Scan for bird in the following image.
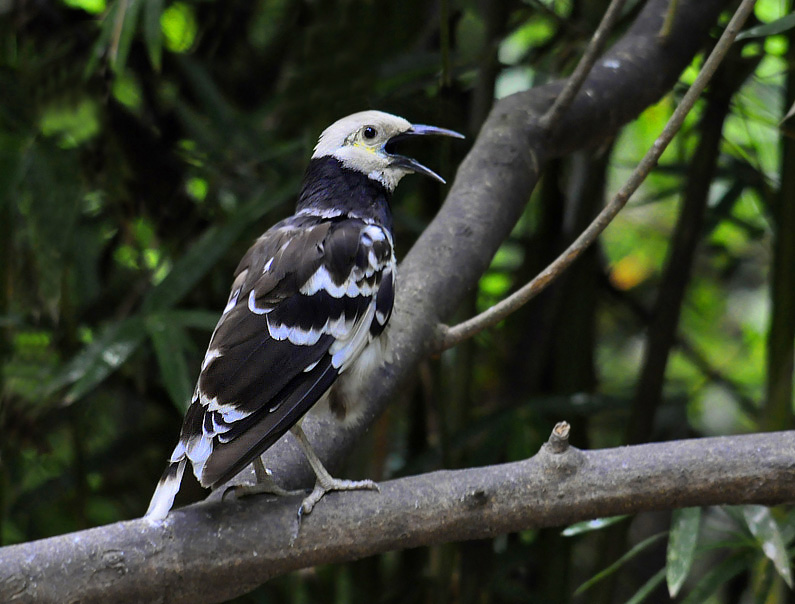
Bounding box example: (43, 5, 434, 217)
(146, 110, 463, 520)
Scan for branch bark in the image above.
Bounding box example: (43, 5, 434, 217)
(1, 431, 793, 603)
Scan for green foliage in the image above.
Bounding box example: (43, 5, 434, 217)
(666, 507, 702, 596)
(1, 0, 794, 603)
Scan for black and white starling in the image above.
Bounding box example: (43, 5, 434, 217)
(146, 110, 463, 520)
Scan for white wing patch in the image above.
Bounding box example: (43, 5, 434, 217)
(248, 289, 271, 315)
(330, 303, 377, 371)
(201, 348, 222, 371)
(266, 318, 325, 345)
(223, 289, 241, 315)
(300, 265, 347, 297)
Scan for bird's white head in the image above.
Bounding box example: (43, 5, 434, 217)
(312, 110, 464, 191)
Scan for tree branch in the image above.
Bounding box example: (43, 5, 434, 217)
(539, 0, 627, 132)
(1, 430, 793, 603)
(436, 0, 757, 352)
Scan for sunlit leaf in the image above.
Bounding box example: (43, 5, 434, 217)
(575, 533, 666, 595)
(51, 317, 147, 404)
(161, 2, 198, 53)
(62, 0, 106, 14)
(562, 515, 628, 537)
(39, 100, 100, 148)
(743, 505, 794, 588)
(666, 507, 701, 597)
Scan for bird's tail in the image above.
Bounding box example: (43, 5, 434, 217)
(145, 457, 187, 520)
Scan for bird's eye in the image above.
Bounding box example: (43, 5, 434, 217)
(363, 126, 377, 140)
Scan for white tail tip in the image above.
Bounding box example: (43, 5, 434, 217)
(145, 458, 187, 520)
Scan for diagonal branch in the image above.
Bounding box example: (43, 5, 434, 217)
(1, 430, 793, 603)
(435, 0, 758, 352)
(540, 0, 628, 133)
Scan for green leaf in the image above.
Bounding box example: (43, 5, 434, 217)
(146, 313, 193, 411)
(666, 507, 702, 597)
(141, 184, 295, 313)
(625, 568, 666, 604)
(680, 552, 751, 604)
(575, 532, 666, 595)
(742, 505, 794, 588)
(112, 0, 144, 73)
(84, 3, 118, 77)
(50, 317, 147, 404)
(562, 515, 628, 537)
(736, 13, 795, 41)
(143, 0, 164, 70)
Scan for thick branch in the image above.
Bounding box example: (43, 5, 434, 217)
(2, 431, 793, 603)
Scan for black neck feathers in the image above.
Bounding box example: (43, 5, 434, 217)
(296, 157, 393, 229)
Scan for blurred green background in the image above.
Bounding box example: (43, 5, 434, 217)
(0, 0, 793, 602)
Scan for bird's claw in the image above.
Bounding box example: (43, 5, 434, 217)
(293, 478, 380, 534)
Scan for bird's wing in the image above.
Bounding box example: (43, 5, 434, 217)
(176, 215, 395, 489)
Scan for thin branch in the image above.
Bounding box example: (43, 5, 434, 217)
(435, 0, 758, 352)
(1, 430, 793, 604)
(539, 0, 628, 133)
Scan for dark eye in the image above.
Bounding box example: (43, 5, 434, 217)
(363, 126, 377, 140)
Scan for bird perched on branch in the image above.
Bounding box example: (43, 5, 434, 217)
(146, 110, 463, 520)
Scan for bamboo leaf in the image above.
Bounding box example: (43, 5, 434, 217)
(111, 0, 144, 73)
(51, 317, 147, 404)
(742, 505, 794, 588)
(625, 568, 666, 604)
(736, 13, 795, 41)
(666, 507, 702, 597)
(562, 515, 628, 536)
(146, 313, 193, 411)
(143, 0, 164, 70)
(84, 3, 118, 77)
(575, 533, 666, 595)
(680, 552, 751, 604)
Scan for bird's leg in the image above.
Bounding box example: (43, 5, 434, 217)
(227, 456, 304, 500)
(291, 422, 379, 520)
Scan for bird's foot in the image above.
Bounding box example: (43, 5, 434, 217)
(231, 481, 305, 500)
(223, 470, 304, 501)
(297, 477, 380, 520)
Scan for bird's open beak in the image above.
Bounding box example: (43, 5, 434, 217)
(385, 124, 465, 184)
